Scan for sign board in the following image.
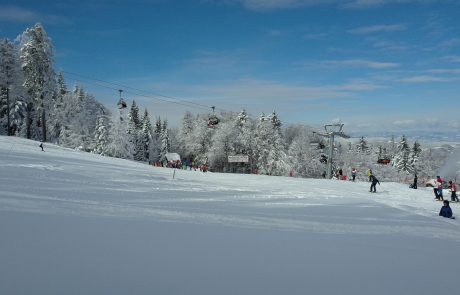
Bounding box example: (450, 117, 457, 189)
(228, 155, 249, 163)
(166, 153, 181, 161)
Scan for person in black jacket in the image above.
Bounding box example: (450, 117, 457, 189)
(369, 175, 380, 193)
(439, 200, 454, 219)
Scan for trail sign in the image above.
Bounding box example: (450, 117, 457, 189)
(228, 155, 249, 163)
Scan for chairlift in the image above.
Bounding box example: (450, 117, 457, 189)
(207, 106, 219, 128)
(377, 147, 391, 165)
(117, 89, 127, 109)
(377, 158, 391, 165)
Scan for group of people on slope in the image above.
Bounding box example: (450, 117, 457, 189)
(433, 175, 458, 202)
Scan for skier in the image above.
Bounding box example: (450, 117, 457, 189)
(448, 180, 459, 202)
(412, 174, 418, 189)
(369, 174, 380, 193)
(439, 200, 454, 219)
(436, 176, 443, 201)
(39, 142, 44, 151)
(367, 169, 373, 182)
(351, 168, 357, 182)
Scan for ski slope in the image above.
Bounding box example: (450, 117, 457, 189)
(1, 136, 459, 295)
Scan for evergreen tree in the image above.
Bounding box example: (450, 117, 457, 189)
(19, 23, 54, 141)
(253, 111, 288, 176)
(0, 38, 21, 136)
(47, 72, 67, 142)
(141, 109, 153, 161)
(154, 116, 162, 139)
(159, 127, 170, 163)
(94, 116, 109, 155)
(394, 135, 412, 173)
(233, 109, 254, 172)
(356, 136, 369, 154)
(107, 111, 133, 159)
(409, 141, 422, 174)
(128, 100, 140, 132)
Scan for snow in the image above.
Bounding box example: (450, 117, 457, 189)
(1, 135, 459, 295)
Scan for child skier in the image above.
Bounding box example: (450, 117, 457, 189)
(439, 200, 454, 219)
(351, 168, 357, 182)
(448, 180, 459, 202)
(436, 176, 443, 201)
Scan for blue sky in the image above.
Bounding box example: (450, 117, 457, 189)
(1, 0, 460, 135)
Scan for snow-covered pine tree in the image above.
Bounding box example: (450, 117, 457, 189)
(47, 72, 67, 141)
(107, 111, 133, 159)
(177, 112, 195, 159)
(209, 120, 236, 172)
(287, 129, 322, 178)
(0, 38, 22, 136)
(141, 108, 153, 161)
(233, 109, 254, 172)
(253, 111, 288, 176)
(94, 116, 109, 155)
(393, 135, 412, 174)
(127, 100, 144, 161)
(356, 136, 369, 154)
(154, 116, 162, 140)
(128, 100, 140, 132)
(267, 111, 288, 176)
(19, 23, 54, 141)
(409, 141, 422, 174)
(159, 126, 170, 163)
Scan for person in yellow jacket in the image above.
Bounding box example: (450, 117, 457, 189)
(367, 169, 373, 182)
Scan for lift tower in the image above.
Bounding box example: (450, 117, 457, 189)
(314, 124, 350, 179)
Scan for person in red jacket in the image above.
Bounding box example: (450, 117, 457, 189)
(449, 180, 459, 202)
(435, 176, 443, 201)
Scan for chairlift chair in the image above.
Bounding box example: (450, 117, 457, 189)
(207, 106, 219, 128)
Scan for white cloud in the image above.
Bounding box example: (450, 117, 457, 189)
(393, 119, 416, 126)
(438, 38, 460, 50)
(426, 68, 460, 75)
(348, 24, 406, 34)
(401, 75, 456, 83)
(321, 59, 399, 69)
(341, 0, 449, 9)
(442, 56, 460, 63)
(372, 40, 409, 51)
(0, 6, 70, 24)
(213, 0, 450, 11)
(0, 6, 38, 23)
(235, 0, 335, 11)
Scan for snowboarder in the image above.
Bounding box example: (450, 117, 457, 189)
(39, 142, 44, 151)
(369, 174, 380, 193)
(439, 200, 454, 219)
(448, 180, 458, 202)
(351, 168, 357, 182)
(368, 169, 373, 182)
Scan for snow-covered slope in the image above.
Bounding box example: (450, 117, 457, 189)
(1, 136, 459, 295)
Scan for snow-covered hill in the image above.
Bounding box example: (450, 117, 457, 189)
(1, 136, 459, 295)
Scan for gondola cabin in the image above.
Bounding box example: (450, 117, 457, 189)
(117, 98, 127, 109)
(207, 116, 219, 128)
(377, 158, 391, 165)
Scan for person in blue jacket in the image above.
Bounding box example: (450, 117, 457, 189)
(439, 200, 454, 219)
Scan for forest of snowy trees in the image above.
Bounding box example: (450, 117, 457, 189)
(1, 23, 456, 184)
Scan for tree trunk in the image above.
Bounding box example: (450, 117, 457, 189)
(6, 87, 11, 136)
(41, 107, 46, 142)
(26, 102, 33, 139)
